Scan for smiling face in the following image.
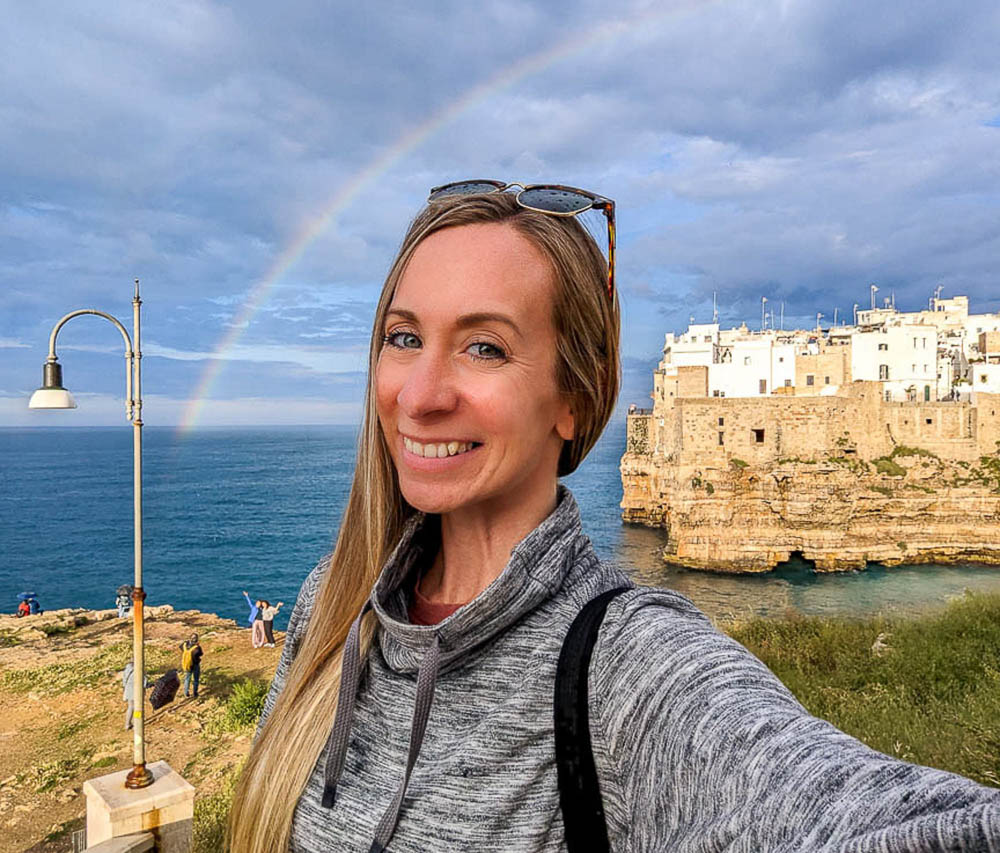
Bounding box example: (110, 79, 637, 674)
(375, 222, 575, 519)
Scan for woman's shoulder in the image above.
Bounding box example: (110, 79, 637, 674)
(284, 555, 332, 638)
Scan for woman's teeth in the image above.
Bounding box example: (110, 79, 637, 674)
(403, 437, 477, 458)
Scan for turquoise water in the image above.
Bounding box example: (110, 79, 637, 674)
(3, 423, 1000, 630)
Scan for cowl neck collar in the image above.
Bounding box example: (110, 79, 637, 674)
(370, 485, 590, 675)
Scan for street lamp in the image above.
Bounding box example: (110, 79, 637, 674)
(28, 279, 153, 789)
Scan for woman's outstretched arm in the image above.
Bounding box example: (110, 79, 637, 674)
(590, 589, 1000, 852)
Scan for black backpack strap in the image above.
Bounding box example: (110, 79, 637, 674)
(555, 587, 631, 853)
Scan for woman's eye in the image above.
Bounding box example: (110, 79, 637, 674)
(467, 341, 506, 361)
(384, 331, 421, 349)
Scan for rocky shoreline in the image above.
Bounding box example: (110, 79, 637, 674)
(0, 605, 280, 853)
(621, 447, 1000, 572)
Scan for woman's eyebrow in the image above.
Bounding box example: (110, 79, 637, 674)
(385, 308, 523, 337)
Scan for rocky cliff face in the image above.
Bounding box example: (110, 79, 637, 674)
(621, 448, 1000, 572)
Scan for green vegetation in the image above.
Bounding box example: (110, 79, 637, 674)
(0, 630, 21, 648)
(903, 483, 936, 495)
(691, 476, 702, 489)
(705, 482, 715, 495)
(193, 762, 243, 853)
(0, 641, 174, 696)
(890, 445, 939, 460)
(869, 485, 893, 496)
(727, 592, 1000, 788)
(896, 541, 907, 551)
(40, 623, 73, 637)
(730, 458, 748, 469)
(874, 457, 906, 477)
(205, 678, 269, 735)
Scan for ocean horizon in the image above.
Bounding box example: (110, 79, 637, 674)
(4, 421, 1000, 632)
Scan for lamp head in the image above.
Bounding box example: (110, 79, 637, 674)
(28, 360, 77, 409)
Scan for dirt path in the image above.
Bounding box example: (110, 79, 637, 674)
(0, 606, 280, 852)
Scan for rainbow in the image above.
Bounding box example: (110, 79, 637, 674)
(177, 1, 715, 434)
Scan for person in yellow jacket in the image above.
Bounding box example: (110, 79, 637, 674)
(179, 633, 203, 698)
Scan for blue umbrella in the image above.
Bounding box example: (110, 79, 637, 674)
(17, 592, 38, 601)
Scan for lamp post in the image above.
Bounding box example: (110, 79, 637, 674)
(28, 280, 153, 789)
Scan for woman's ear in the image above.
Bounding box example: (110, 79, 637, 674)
(556, 398, 575, 442)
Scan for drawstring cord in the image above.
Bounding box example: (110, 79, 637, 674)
(321, 603, 442, 853)
(322, 602, 371, 807)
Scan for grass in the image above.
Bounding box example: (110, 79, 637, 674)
(730, 458, 748, 469)
(727, 591, 1000, 787)
(869, 485, 893, 496)
(193, 761, 244, 853)
(0, 641, 175, 696)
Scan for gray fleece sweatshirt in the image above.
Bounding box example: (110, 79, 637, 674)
(259, 487, 1000, 852)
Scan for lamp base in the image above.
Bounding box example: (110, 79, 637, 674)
(125, 764, 155, 789)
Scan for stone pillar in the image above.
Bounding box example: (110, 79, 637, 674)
(83, 761, 194, 852)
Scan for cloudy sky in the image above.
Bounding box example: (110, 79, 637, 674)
(3, 0, 999, 427)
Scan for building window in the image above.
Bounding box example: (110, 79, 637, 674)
(720, 391, 725, 397)
(925, 418, 933, 425)
(912, 364, 916, 372)
(981, 374, 988, 383)
(712, 389, 720, 397)
(744, 356, 751, 365)
(913, 337, 918, 348)
(806, 374, 815, 386)
(718, 431, 724, 446)
(825, 376, 831, 384)
(718, 417, 724, 426)
(759, 379, 767, 394)
(778, 357, 784, 363)
(878, 343, 888, 351)
(784, 378, 792, 386)
(922, 338, 927, 349)
(752, 428, 765, 444)
(704, 336, 712, 342)
(879, 364, 890, 380)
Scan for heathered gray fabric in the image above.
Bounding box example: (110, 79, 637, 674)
(259, 487, 1000, 852)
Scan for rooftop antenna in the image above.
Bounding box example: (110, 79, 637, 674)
(712, 291, 718, 324)
(870, 283, 878, 310)
(761, 296, 768, 331)
(816, 312, 824, 332)
(833, 307, 838, 326)
(853, 303, 859, 325)
(891, 291, 896, 310)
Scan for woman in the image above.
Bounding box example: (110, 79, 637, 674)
(243, 591, 267, 649)
(230, 188, 1000, 852)
(260, 600, 284, 647)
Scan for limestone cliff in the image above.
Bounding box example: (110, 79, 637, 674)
(621, 446, 1000, 573)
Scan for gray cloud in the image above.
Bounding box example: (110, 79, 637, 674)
(2, 0, 999, 424)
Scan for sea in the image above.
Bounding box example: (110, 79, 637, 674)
(3, 421, 1000, 633)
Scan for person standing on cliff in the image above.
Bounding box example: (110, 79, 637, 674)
(121, 661, 147, 730)
(180, 633, 203, 698)
(243, 590, 266, 648)
(260, 600, 283, 648)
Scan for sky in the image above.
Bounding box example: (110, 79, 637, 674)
(2, 0, 999, 428)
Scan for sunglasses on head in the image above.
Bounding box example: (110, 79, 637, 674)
(427, 180, 616, 300)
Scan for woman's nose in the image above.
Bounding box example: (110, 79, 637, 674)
(396, 351, 459, 418)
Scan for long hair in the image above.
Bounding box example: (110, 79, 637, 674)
(227, 192, 620, 852)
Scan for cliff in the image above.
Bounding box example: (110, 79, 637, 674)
(621, 445, 1000, 572)
(0, 606, 280, 853)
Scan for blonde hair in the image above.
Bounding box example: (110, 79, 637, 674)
(227, 192, 620, 852)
